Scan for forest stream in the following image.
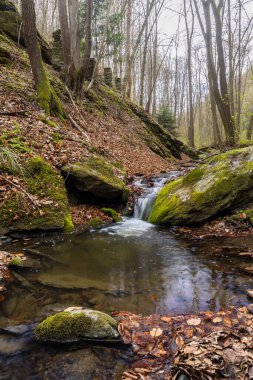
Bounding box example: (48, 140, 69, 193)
(0, 173, 253, 379)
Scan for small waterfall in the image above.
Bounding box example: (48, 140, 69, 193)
(134, 172, 180, 221)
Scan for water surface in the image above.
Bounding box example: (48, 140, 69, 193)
(0, 174, 253, 379)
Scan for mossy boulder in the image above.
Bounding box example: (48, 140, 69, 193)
(101, 208, 122, 222)
(34, 307, 119, 343)
(149, 147, 253, 226)
(62, 156, 129, 202)
(0, 45, 11, 65)
(0, 155, 73, 234)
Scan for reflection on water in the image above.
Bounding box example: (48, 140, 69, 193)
(1, 218, 253, 378)
(2, 218, 250, 318)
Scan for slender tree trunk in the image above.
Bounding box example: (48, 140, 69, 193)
(76, 0, 93, 95)
(68, 0, 80, 69)
(184, 0, 195, 148)
(58, 0, 73, 81)
(139, 0, 149, 106)
(247, 113, 253, 140)
(124, 0, 132, 97)
(194, 0, 236, 146)
(21, 0, 65, 118)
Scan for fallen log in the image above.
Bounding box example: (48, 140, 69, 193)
(114, 306, 253, 380)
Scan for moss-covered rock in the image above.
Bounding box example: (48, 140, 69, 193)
(0, 45, 11, 65)
(88, 217, 103, 227)
(8, 255, 23, 267)
(0, 0, 51, 64)
(34, 307, 119, 343)
(101, 208, 122, 222)
(62, 156, 128, 202)
(149, 147, 253, 226)
(0, 155, 73, 234)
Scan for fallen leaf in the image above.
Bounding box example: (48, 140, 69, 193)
(212, 317, 223, 323)
(150, 328, 163, 338)
(161, 316, 171, 323)
(187, 318, 201, 326)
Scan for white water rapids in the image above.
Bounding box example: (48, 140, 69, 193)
(100, 171, 180, 237)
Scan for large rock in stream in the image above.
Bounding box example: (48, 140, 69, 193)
(149, 146, 253, 226)
(34, 308, 120, 343)
(62, 156, 129, 202)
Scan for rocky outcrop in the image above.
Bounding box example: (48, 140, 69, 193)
(149, 147, 253, 226)
(62, 156, 129, 203)
(34, 308, 120, 343)
(0, 0, 51, 64)
(126, 99, 198, 160)
(0, 154, 73, 235)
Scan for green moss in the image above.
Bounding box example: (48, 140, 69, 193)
(88, 218, 103, 227)
(0, 123, 31, 153)
(237, 140, 253, 148)
(0, 11, 22, 43)
(183, 167, 205, 184)
(99, 85, 128, 111)
(36, 57, 65, 119)
(0, 156, 72, 234)
(37, 115, 58, 129)
(8, 256, 23, 267)
(0, 45, 11, 65)
(64, 212, 74, 232)
(34, 309, 119, 343)
(149, 146, 253, 226)
(101, 208, 122, 223)
(227, 207, 253, 225)
(63, 156, 126, 195)
(85, 88, 107, 112)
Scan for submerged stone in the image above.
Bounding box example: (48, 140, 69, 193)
(37, 272, 107, 290)
(149, 147, 253, 226)
(62, 156, 128, 202)
(34, 308, 120, 343)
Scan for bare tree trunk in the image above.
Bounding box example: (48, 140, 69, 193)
(124, 0, 132, 97)
(58, 0, 72, 80)
(76, 0, 93, 95)
(139, 0, 149, 106)
(21, 0, 65, 118)
(247, 113, 253, 140)
(68, 0, 80, 69)
(184, 0, 195, 148)
(194, 0, 235, 146)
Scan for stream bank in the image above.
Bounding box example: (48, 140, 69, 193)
(0, 173, 253, 379)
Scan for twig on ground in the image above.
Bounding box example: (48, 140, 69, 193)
(0, 110, 28, 116)
(0, 175, 40, 207)
(65, 86, 91, 142)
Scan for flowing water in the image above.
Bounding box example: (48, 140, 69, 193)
(1, 173, 253, 379)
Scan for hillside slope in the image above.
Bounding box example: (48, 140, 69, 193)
(0, 33, 193, 176)
(0, 9, 194, 234)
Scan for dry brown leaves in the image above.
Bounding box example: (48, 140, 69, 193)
(177, 220, 253, 239)
(114, 306, 253, 379)
(0, 250, 14, 300)
(70, 204, 112, 226)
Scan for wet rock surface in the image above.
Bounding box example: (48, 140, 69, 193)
(62, 156, 128, 202)
(150, 147, 253, 226)
(35, 308, 120, 343)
